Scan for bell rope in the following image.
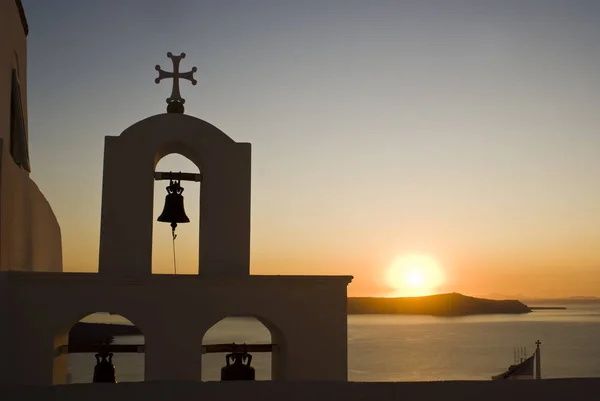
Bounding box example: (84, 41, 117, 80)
(172, 227, 177, 275)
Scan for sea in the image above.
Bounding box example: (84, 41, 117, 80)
(70, 304, 600, 383)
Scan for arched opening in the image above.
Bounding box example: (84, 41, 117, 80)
(152, 153, 200, 274)
(201, 317, 278, 381)
(53, 313, 145, 384)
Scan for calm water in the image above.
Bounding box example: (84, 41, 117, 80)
(70, 305, 600, 383)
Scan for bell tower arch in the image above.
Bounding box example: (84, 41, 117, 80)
(2, 51, 353, 385)
(98, 114, 252, 277)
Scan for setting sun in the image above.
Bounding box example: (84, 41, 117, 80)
(386, 254, 445, 297)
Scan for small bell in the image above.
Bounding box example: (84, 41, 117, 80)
(93, 351, 117, 383)
(221, 351, 256, 381)
(157, 177, 190, 235)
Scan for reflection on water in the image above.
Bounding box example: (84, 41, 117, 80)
(348, 305, 600, 381)
(69, 305, 600, 383)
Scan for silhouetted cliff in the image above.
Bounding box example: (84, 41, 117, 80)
(347, 293, 531, 316)
(69, 322, 141, 344)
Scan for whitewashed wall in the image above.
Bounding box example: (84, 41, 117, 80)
(0, 0, 63, 273)
(1, 272, 351, 385)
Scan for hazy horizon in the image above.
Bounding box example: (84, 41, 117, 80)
(355, 292, 600, 301)
(21, 0, 600, 298)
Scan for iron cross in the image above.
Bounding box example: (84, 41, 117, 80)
(155, 52, 197, 105)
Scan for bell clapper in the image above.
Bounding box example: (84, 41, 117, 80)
(170, 222, 178, 239)
(171, 222, 178, 275)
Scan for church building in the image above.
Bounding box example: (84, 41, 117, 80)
(0, 0, 352, 386)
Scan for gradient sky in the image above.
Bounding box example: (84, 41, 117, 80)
(21, 0, 600, 298)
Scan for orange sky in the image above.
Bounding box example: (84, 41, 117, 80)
(24, 1, 600, 299)
(58, 155, 600, 299)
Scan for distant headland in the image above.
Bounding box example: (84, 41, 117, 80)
(347, 292, 531, 316)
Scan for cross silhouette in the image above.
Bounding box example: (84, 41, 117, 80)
(155, 52, 197, 112)
(535, 340, 542, 347)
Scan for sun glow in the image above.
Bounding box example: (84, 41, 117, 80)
(386, 254, 445, 297)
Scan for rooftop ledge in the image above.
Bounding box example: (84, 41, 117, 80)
(1, 378, 600, 401)
(1, 271, 353, 285)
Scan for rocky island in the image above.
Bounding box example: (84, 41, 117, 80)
(69, 322, 141, 344)
(347, 292, 531, 316)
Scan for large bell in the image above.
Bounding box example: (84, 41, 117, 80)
(93, 352, 117, 383)
(157, 179, 190, 229)
(221, 352, 255, 381)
